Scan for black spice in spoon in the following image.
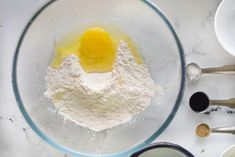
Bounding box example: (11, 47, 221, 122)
(189, 92, 210, 112)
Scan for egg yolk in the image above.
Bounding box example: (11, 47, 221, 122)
(78, 27, 116, 72)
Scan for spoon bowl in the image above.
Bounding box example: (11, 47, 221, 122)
(186, 63, 202, 81)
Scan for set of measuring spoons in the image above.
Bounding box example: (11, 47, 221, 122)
(186, 63, 235, 137)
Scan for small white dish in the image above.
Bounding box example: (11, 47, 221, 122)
(219, 145, 235, 157)
(215, 0, 235, 56)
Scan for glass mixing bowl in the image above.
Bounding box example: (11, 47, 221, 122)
(12, 0, 185, 156)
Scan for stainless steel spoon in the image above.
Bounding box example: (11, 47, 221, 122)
(211, 125, 235, 134)
(196, 123, 235, 138)
(189, 92, 235, 113)
(186, 63, 235, 81)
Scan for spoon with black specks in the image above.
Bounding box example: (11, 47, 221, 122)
(189, 92, 235, 113)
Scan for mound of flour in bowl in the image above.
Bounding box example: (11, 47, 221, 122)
(45, 41, 156, 131)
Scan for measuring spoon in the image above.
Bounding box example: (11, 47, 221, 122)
(186, 63, 235, 81)
(189, 92, 235, 113)
(196, 123, 235, 138)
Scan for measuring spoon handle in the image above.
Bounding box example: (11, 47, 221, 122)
(202, 65, 235, 74)
(210, 99, 235, 108)
(211, 126, 235, 134)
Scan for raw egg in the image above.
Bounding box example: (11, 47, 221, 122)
(78, 27, 116, 72)
(50, 26, 143, 72)
(51, 42, 79, 68)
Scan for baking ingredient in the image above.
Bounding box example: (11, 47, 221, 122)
(189, 92, 210, 112)
(51, 27, 116, 72)
(50, 41, 79, 69)
(186, 63, 201, 81)
(79, 27, 116, 72)
(51, 27, 142, 72)
(196, 123, 210, 138)
(45, 41, 156, 131)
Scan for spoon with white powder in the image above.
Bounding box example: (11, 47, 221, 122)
(186, 63, 235, 81)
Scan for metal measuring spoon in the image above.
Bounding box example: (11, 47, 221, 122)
(196, 123, 235, 138)
(186, 63, 235, 81)
(189, 92, 235, 113)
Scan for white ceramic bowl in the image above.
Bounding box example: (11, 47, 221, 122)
(219, 145, 235, 157)
(215, 0, 235, 56)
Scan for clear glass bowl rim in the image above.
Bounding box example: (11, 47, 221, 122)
(12, 0, 186, 156)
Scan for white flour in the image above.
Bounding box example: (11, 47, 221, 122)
(45, 41, 156, 131)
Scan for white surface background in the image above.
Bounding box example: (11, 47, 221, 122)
(1, 0, 235, 156)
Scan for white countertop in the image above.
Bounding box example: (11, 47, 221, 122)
(0, 0, 235, 156)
